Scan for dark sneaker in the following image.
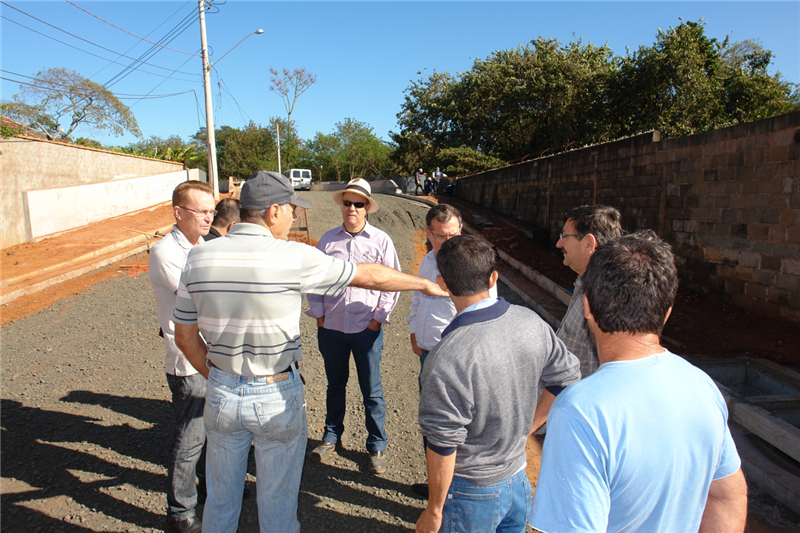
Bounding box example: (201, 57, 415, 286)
(310, 441, 338, 462)
(165, 515, 202, 533)
(369, 451, 386, 474)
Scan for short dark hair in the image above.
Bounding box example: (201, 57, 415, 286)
(212, 198, 240, 228)
(436, 235, 496, 297)
(172, 180, 213, 207)
(564, 205, 623, 246)
(426, 204, 462, 228)
(239, 208, 267, 224)
(583, 230, 678, 336)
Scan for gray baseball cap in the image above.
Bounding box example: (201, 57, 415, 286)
(240, 170, 312, 210)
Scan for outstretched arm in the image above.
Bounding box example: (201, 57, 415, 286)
(351, 263, 448, 297)
(698, 468, 747, 533)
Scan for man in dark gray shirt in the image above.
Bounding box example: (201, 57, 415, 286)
(416, 235, 580, 533)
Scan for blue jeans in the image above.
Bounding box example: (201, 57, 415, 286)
(440, 469, 531, 533)
(165, 372, 206, 520)
(318, 325, 387, 452)
(202, 365, 306, 533)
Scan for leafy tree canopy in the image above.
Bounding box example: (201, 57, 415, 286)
(392, 19, 798, 175)
(305, 119, 392, 181)
(1, 68, 140, 140)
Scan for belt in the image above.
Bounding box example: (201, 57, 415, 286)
(208, 361, 297, 384)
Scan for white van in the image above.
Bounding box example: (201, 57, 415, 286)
(284, 168, 312, 190)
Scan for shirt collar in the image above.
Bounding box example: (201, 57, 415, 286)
(337, 220, 373, 237)
(171, 224, 201, 250)
(227, 222, 274, 238)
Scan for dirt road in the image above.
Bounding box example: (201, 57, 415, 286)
(2, 191, 798, 532)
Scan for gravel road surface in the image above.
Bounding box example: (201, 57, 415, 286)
(3, 191, 797, 533)
(1, 192, 528, 533)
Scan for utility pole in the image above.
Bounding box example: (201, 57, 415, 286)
(277, 123, 282, 174)
(198, 0, 219, 199)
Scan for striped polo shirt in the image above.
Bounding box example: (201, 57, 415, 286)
(173, 223, 356, 377)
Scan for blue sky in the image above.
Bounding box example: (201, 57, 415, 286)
(2, 1, 798, 148)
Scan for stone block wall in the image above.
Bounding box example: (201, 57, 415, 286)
(455, 111, 800, 322)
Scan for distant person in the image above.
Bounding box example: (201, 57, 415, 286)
(416, 235, 581, 533)
(531, 231, 747, 533)
(407, 204, 497, 498)
(431, 167, 443, 194)
(306, 179, 401, 474)
(414, 168, 425, 196)
(173, 171, 447, 533)
(204, 198, 240, 240)
(148, 180, 215, 533)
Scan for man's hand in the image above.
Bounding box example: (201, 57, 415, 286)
(317, 317, 325, 328)
(421, 279, 448, 298)
(367, 319, 382, 332)
(416, 508, 443, 533)
(410, 333, 422, 356)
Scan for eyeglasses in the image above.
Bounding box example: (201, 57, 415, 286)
(427, 230, 460, 241)
(559, 232, 581, 240)
(342, 200, 367, 209)
(179, 206, 217, 218)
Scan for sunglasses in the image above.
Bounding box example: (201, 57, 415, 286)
(342, 200, 367, 209)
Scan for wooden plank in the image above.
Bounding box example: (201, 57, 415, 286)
(746, 395, 800, 411)
(715, 383, 800, 463)
(751, 358, 800, 390)
(730, 425, 800, 515)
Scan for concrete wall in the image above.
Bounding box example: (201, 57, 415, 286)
(0, 137, 188, 247)
(455, 111, 800, 322)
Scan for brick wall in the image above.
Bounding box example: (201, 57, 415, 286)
(455, 111, 800, 322)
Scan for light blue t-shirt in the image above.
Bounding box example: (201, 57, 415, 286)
(531, 350, 741, 533)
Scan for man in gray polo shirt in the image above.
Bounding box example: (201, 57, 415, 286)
(174, 171, 446, 533)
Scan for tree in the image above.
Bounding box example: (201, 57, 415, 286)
(2, 68, 140, 139)
(436, 146, 506, 176)
(718, 38, 800, 123)
(306, 119, 392, 181)
(115, 135, 205, 168)
(268, 68, 316, 123)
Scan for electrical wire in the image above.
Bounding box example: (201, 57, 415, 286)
(64, 0, 199, 56)
(0, 72, 200, 100)
(88, 2, 196, 80)
(0, 14, 199, 78)
(220, 78, 252, 123)
(102, 10, 199, 89)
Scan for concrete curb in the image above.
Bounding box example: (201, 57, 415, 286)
(0, 224, 173, 305)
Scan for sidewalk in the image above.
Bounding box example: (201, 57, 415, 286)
(1, 204, 175, 304)
(0, 201, 312, 306)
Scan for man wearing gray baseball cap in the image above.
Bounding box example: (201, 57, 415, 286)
(174, 170, 447, 533)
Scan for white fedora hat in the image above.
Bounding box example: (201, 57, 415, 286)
(332, 178, 379, 213)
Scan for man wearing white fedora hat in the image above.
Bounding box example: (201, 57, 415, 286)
(306, 178, 401, 474)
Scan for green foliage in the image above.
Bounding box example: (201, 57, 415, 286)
(2, 68, 140, 139)
(436, 146, 507, 176)
(393, 19, 798, 174)
(74, 137, 104, 149)
(0, 117, 23, 139)
(306, 119, 392, 181)
(114, 135, 204, 168)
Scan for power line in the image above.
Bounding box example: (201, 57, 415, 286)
(88, 2, 197, 81)
(0, 72, 200, 100)
(0, 14, 199, 78)
(102, 9, 199, 89)
(64, 0, 199, 56)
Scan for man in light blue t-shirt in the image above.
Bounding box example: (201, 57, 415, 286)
(531, 231, 748, 533)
